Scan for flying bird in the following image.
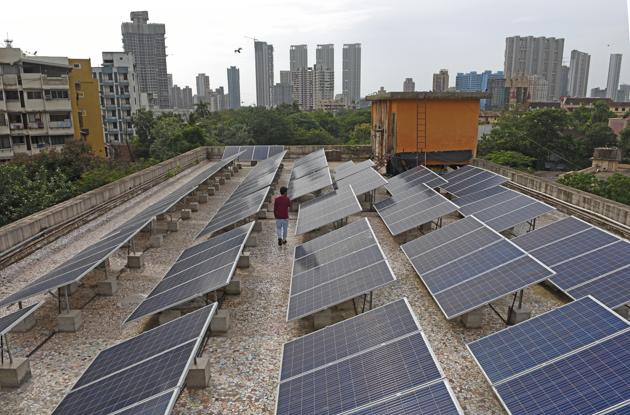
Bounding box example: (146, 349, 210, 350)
(234, 47, 242, 53)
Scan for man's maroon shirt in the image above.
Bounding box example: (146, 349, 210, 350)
(273, 195, 291, 219)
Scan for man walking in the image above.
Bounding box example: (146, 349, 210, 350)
(273, 186, 291, 246)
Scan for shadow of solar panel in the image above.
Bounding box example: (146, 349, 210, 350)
(114, 389, 176, 415)
(567, 267, 630, 309)
(280, 299, 419, 381)
(276, 333, 441, 415)
(0, 303, 40, 335)
(336, 167, 387, 196)
(295, 187, 362, 235)
(294, 218, 371, 258)
(350, 381, 462, 415)
(512, 216, 591, 252)
(334, 159, 375, 180)
(468, 297, 629, 384)
(496, 332, 630, 415)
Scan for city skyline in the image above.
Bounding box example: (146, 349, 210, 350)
(1, 0, 629, 105)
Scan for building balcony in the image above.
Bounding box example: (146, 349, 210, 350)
(0, 75, 19, 88)
(28, 121, 45, 129)
(6, 101, 23, 112)
(12, 144, 29, 154)
(24, 99, 45, 112)
(42, 76, 69, 87)
(0, 147, 14, 159)
(9, 122, 25, 130)
(0, 125, 8, 134)
(21, 75, 44, 89)
(0, 101, 6, 111)
(43, 100, 72, 111)
(48, 120, 72, 129)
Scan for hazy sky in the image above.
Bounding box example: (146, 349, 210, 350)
(2, 0, 629, 105)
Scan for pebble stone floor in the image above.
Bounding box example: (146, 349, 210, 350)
(0, 158, 569, 415)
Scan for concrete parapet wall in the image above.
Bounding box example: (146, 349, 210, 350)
(473, 159, 630, 227)
(0, 147, 208, 254)
(206, 145, 372, 161)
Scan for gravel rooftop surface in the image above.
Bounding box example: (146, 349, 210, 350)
(0, 159, 571, 415)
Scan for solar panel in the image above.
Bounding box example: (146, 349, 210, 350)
(295, 186, 362, 235)
(114, 390, 177, 415)
(287, 168, 333, 200)
(253, 145, 270, 161)
(468, 297, 630, 415)
(269, 145, 285, 157)
(53, 304, 216, 415)
(335, 166, 388, 196)
(384, 165, 448, 194)
(441, 164, 477, 181)
(374, 185, 437, 211)
(294, 218, 371, 258)
(238, 145, 255, 160)
(126, 223, 253, 322)
(288, 218, 396, 320)
(222, 146, 239, 159)
(197, 187, 268, 238)
(277, 298, 463, 415)
(441, 166, 508, 197)
(402, 216, 555, 319)
(513, 216, 630, 309)
(293, 148, 325, 167)
(451, 185, 512, 208)
(0, 303, 40, 335)
(290, 156, 328, 180)
(333, 160, 354, 176)
(333, 159, 375, 180)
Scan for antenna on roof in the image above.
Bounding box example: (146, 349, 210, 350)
(4, 33, 13, 48)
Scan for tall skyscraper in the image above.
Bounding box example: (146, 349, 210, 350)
(182, 86, 193, 108)
(432, 69, 449, 92)
(280, 70, 291, 85)
(291, 67, 314, 111)
(121, 11, 169, 108)
(195, 73, 210, 99)
(504, 36, 564, 101)
(606, 53, 623, 99)
(227, 66, 240, 109)
(455, 70, 504, 109)
(316, 44, 334, 70)
(290, 44, 308, 72)
(342, 43, 361, 106)
(313, 64, 334, 110)
(618, 84, 630, 102)
(254, 40, 274, 107)
(167, 73, 174, 107)
(273, 71, 292, 107)
(568, 50, 591, 97)
(403, 78, 415, 92)
(590, 87, 606, 98)
(559, 65, 569, 97)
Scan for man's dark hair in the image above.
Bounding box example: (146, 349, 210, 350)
(280, 186, 287, 195)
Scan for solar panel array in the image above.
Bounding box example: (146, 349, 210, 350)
(468, 296, 630, 415)
(453, 186, 555, 233)
(375, 184, 459, 236)
(126, 223, 253, 322)
(295, 186, 362, 235)
(277, 298, 463, 415)
(287, 167, 332, 200)
(385, 165, 448, 195)
(335, 166, 388, 196)
(513, 216, 630, 309)
(0, 155, 242, 308)
(401, 216, 555, 319)
(0, 303, 41, 335)
(290, 149, 329, 180)
(287, 218, 396, 320)
(52, 304, 217, 415)
(333, 159, 375, 180)
(197, 151, 286, 237)
(441, 165, 509, 197)
(222, 145, 284, 161)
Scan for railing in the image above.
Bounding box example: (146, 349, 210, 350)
(9, 123, 24, 130)
(48, 120, 72, 129)
(28, 122, 44, 129)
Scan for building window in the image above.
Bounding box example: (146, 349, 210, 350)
(31, 136, 49, 147)
(12, 136, 25, 145)
(44, 90, 69, 100)
(73, 63, 81, 69)
(107, 74, 113, 81)
(122, 74, 128, 81)
(0, 136, 10, 149)
(49, 113, 71, 122)
(50, 136, 66, 145)
(5, 91, 19, 101)
(27, 91, 43, 100)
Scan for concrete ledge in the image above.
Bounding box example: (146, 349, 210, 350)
(96, 279, 119, 296)
(210, 309, 230, 333)
(127, 252, 144, 269)
(57, 310, 82, 332)
(150, 234, 163, 248)
(237, 252, 250, 268)
(460, 308, 483, 329)
(0, 358, 31, 388)
(186, 356, 211, 389)
(225, 276, 241, 295)
(181, 209, 192, 220)
(313, 308, 333, 330)
(245, 235, 257, 248)
(252, 221, 263, 232)
(158, 310, 182, 325)
(11, 312, 36, 333)
(167, 220, 179, 232)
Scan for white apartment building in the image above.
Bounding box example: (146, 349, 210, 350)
(0, 46, 74, 160)
(313, 64, 334, 110)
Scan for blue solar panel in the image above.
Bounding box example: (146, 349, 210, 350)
(452, 175, 508, 197)
(0, 303, 40, 335)
(496, 332, 630, 415)
(512, 217, 591, 252)
(483, 201, 555, 232)
(468, 297, 629, 384)
(385, 165, 448, 193)
(294, 218, 370, 259)
(114, 390, 176, 415)
(452, 185, 511, 208)
(401, 216, 484, 258)
(456, 188, 520, 216)
(567, 267, 630, 309)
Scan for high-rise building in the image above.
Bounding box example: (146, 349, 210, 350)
(504, 36, 564, 101)
(342, 43, 361, 106)
(273, 71, 292, 107)
(167, 73, 173, 107)
(195, 73, 210, 99)
(618, 84, 630, 102)
(209, 87, 225, 112)
(171, 85, 183, 108)
(455, 70, 504, 109)
(280, 70, 291, 85)
(313, 64, 334, 110)
(606, 53, 623, 99)
(432, 69, 449, 92)
(403, 78, 415, 92)
(528, 75, 549, 102)
(568, 50, 590, 97)
(316, 44, 334, 70)
(291, 67, 314, 111)
(290, 44, 308, 72)
(182, 86, 193, 108)
(121, 11, 169, 108)
(68, 59, 106, 158)
(590, 87, 606, 98)
(559, 65, 569, 97)
(487, 77, 507, 110)
(227, 66, 240, 109)
(254, 40, 274, 107)
(93, 52, 142, 147)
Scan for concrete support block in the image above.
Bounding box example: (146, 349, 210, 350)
(252, 221, 263, 232)
(237, 163, 242, 170)
(232, 166, 239, 174)
(207, 187, 216, 196)
(224, 173, 231, 181)
(225, 276, 241, 295)
(257, 210, 267, 219)
(186, 356, 211, 389)
(460, 308, 483, 329)
(190, 202, 199, 212)
(126, 252, 144, 269)
(156, 214, 167, 221)
(11, 313, 36, 333)
(237, 252, 250, 268)
(167, 220, 179, 232)
(57, 310, 83, 332)
(95, 279, 119, 296)
(198, 194, 209, 204)
(313, 308, 333, 330)
(0, 358, 31, 388)
(158, 310, 182, 325)
(210, 309, 230, 333)
(508, 305, 531, 325)
(150, 234, 163, 248)
(67, 282, 80, 295)
(250, 161, 257, 167)
(218, 177, 225, 185)
(245, 235, 257, 248)
(181, 209, 192, 220)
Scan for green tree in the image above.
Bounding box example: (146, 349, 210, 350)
(485, 151, 536, 169)
(131, 110, 156, 159)
(348, 123, 371, 144)
(619, 127, 630, 162)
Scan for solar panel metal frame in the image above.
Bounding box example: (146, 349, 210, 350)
(333, 159, 376, 180)
(287, 218, 396, 320)
(335, 166, 388, 196)
(113, 389, 178, 415)
(126, 223, 253, 322)
(0, 303, 41, 336)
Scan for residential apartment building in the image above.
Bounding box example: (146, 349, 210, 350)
(290, 45, 308, 73)
(121, 11, 169, 108)
(504, 36, 564, 101)
(432, 69, 449, 92)
(227, 66, 240, 109)
(342, 43, 361, 106)
(559, 65, 569, 97)
(403, 78, 415, 92)
(568, 50, 590, 97)
(0, 47, 75, 160)
(313, 64, 334, 110)
(455, 70, 504, 109)
(92, 52, 141, 149)
(291, 67, 313, 111)
(606, 54, 622, 99)
(254, 40, 274, 107)
(195, 73, 210, 100)
(68, 58, 105, 157)
(209, 87, 225, 112)
(316, 44, 334, 71)
(272, 81, 292, 107)
(182, 86, 193, 108)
